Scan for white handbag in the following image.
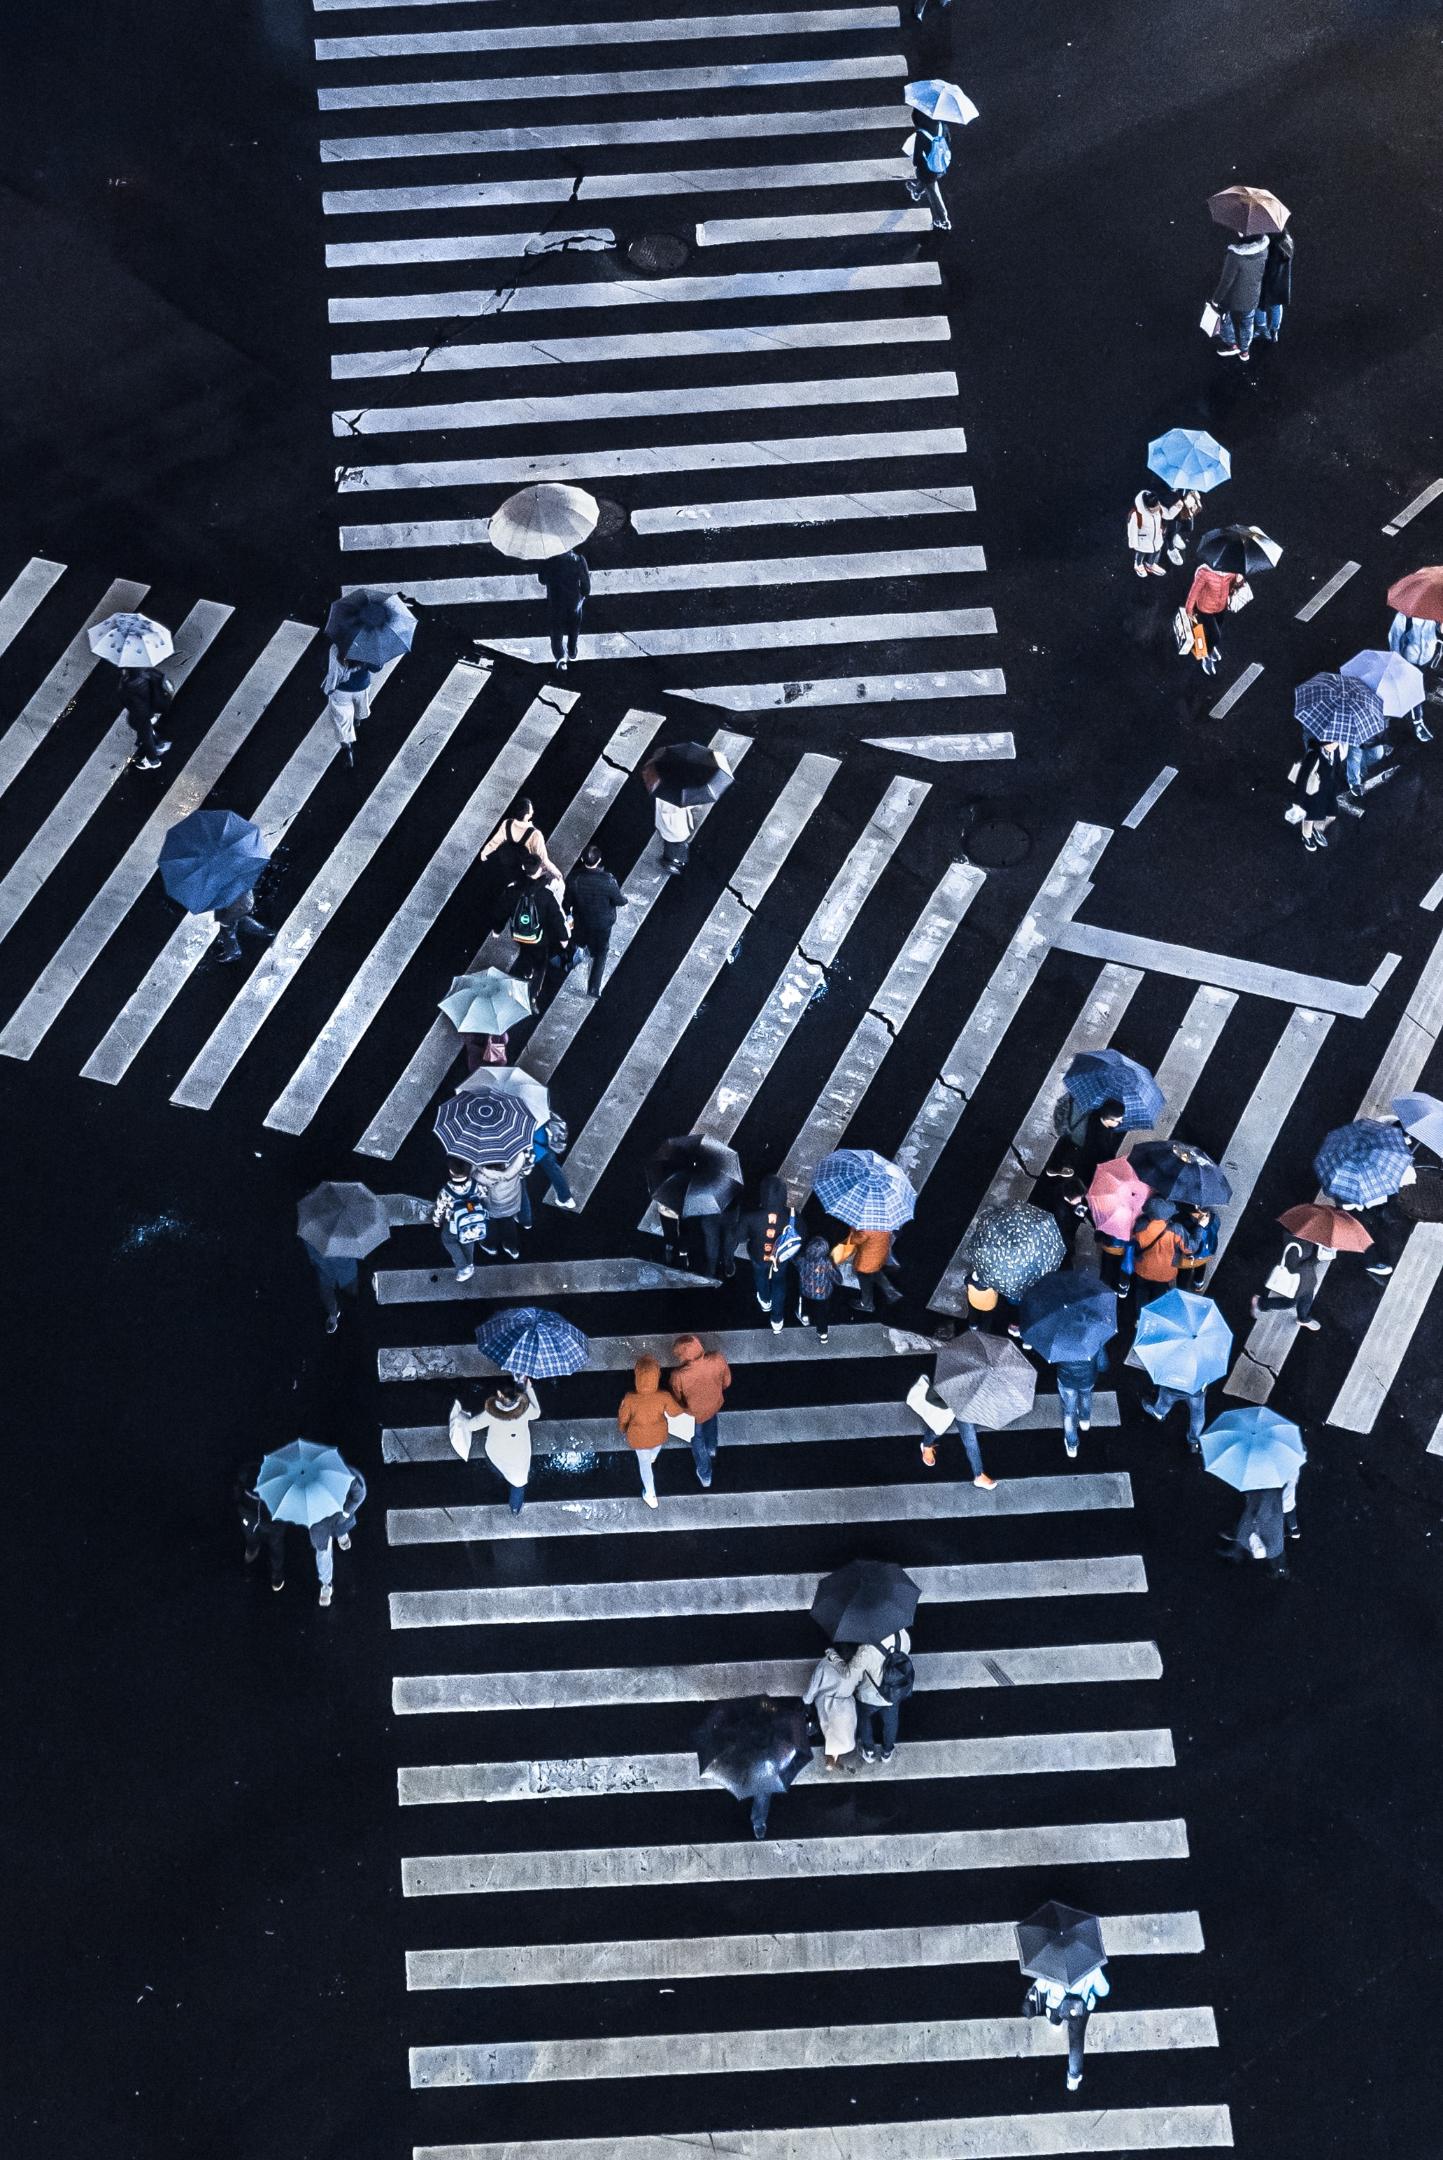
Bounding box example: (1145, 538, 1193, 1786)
(906, 1376, 956, 1437)
(1264, 1258, 1301, 1300)
(665, 1410, 696, 1440)
(448, 1399, 474, 1461)
(1227, 579, 1254, 612)
(1200, 302, 1221, 337)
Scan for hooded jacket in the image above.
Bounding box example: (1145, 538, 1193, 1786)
(739, 1176, 794, 1266)
(1211, 234, 1269, 317)
(669, 1335, 732, 1422)
(1127, 493, 1166, 554)
(1260, 230, 1293, 308)
(617, 1355, 682, 1451)
(836, 1226, 892, 1276)
(475, 1148, 534, 1219)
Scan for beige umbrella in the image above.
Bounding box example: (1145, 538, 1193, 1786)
(457, 1062, 551, 1125)
(490, 483, 599, 561)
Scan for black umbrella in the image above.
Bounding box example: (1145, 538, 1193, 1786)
(811, 1559, 919, 1644)
(1131, 1139, 1232, 1209)
(695, 1696, 813, 1800)
(643, 742, 734, 807)
(1016, 1900, 1107, 1987)
(1196, 524, 1282, 578)
(647, 1134, 743, 1217)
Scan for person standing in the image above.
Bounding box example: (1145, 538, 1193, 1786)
(837, 1224, 903, 1311)
(1175, 1205, 1217, 1294)
(1165, 489, 1202, 568)
(1250, 1233, 1323, 1329)
(1217, 1484, 1288, 1579)
(475, 1149, 532, 1260)
(1210, 230, 1269, 360)
(798, 1235, 843, 1342)
(1388, 610, 1440, 739)
(302, 1240, 360, 1335)
(845, 1628, 913, 1763)
(1254, 227, 1294, 342)
(668, 1332, 732, 1488)
(739, 1175, 800, 1332)
(617, 1354, 683, 1509)
(120, 664, 174, 770)
(214, 888, 273, 964)
(1127, 491, 1169, 578)
(449, 1378, 540, 1513)
(655, 790, 699, 876)
(431, 1157, 490, 1280)
(1184, 561, 1242, 677)
(904, 109, 951, 229)
(659, 1194, 738, 1281)
(564, 842, 627, 997)
(1047, 1095, 1127, 1195)
(804, 1647, 860, 1769)
(906, 1374, 998, 1487)
(1052, 1347, 1109, 1459)
(1123, 1201, 1187, 1304)
(536, 548, 590, 670)
(1023, 1964, 1111, 2092)
(310, 1461, 366, 1608)
(323, 643, 372, 767)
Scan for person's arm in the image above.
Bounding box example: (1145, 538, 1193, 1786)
(525, 828, 565, 885)
(607, 874, 627, 909)
(523, 1380, 540, 1420)
(617, 1394, 633, 1436)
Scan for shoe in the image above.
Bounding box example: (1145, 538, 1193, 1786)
(770, 1318, 783, 1333)
(757, 1292, 771, 1310)
(1147, 564, 1166, 576)
(752, 1816, 768, 1840)
(1142, 1401, 1164, 1420)
(931, 216, 952, 230)
(919, 1443, 938, 1468)
(697, 1471, 712, 1489)
(817, 1329, 829, 1344)
(905, 179, 925, 201)
(271, 1579, 284, 1593)
(1134, 565, 1149, 578)
(1064, 1435, 1079, 1459)
(1287, 1521, 1301, 1541)
(319, 1584, 333, 1607)
(478, 1243, 498, 1257)
(217, 945, 242, 963)
(1067, 2072, 1083, 2092)
(860, 1748, 876, 1763)
(455, 1263, 475, 1282)
(343, 744, 355, 768)
(337, 1534, 351, 1551)
(642, 1490, 659, 1509)
(879, 1748, 895, 1764)
(555, 1197, 577, 1210)
(501, 1244, 522, 1260)
(973, 1473, 998, 1490)
(1416, 719, 1435, 743)
(133, 756, 163, 771)
(1366, 1263, 1394, 1279)
(325, 1311, 340, 1334)
(555, 656, 569, 672)
(1079, 1418, 1091, 1431)
(1300, 1317, 1322, 1331)
(1216, 346, 1241, 358)
(152, 739, 172, 756)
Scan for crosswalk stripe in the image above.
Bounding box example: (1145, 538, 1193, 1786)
(330, 261, 940, 321)
(323, 158, 914, 217)
(376, 1256, 711, 1306)
(334, 372, 962, 434)
(321, 109, 908, 162)
(0, 621, 316, 1059)
(169, 660, 491, 1111)
(1209, 1007, 1334, 1267)
(0, 599, 234, 952)
(326, 227, 615, 267)
(354, 707, 669, 1158)
(413, 2110, 1234, 2160)
(1328, 1223, 1443, 1431)
(1051, 920, 1386, 1021)
(0, 577, 149, 805)
(698, 207, 929, 245)
(402, 1816, 1188, 1895)
(263, 685, 572, 1133)
(477, 612, 994, 664)
(361, 547, 984, 607)
(633, 485, 975, 534)
(316, 11, 900, 60)
(340, 432, 968, 491)
(393, 1641, 1164, 1716)
(1117, 986, 1237, 1154)
(379, 1322, 936, 1382)
(862, 730, 1015, 756)
(0, 557, 65, 658)
(334, 315, 951, 382)
(317, 59, 908, 112)
(671, 669, 1005, 710)
(547, 754, 840, 1206)
(390, 1558, 1149, 1630)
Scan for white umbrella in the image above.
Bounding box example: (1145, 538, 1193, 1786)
(88, 612, 174, 668)
(490, 484, 599, 561)
(904, 78, 980, 124)
(458, 1062, 551, 1125)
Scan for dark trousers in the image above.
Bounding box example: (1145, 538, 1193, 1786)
(548, 600, 583, 660)
(661, 836, 690, 871)
(856, 1700, 900, 1753)
(853, 1266, 902, 1312)
(243, 1516, 287, 1588)
(572, 926, 611, 996)
(666, 1214, 733, 1278)
(802, 1291, 834, 1329)
(1066, 2008, 1090, 2080)
(127, 714, 165, 760)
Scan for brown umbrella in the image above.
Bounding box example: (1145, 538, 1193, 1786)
(1277, 1204, 1372, 1254)
(1387, 568, 1443, 623)
(1207, 185, 1290, 236)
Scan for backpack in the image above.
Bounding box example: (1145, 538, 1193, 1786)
(877, 1646, 916, 1704)
(924, 126, 951, 175)
(510, 888, 545, 945)
(773, 1214, 803, 1267)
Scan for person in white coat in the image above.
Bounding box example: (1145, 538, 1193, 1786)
(1126, 491, 1170, 577)
(449, 1377, 540, 1513)
(803, 1647, 860, 1768)
(655, 793, 699, 875)
(844, 1628, 911, 1763)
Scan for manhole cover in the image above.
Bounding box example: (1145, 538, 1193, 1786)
(626, 231, 690, 274)
(965, 820, 1031, 867)
(591, 495, 629, 540)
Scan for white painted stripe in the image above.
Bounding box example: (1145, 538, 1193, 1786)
(334, 316, 951, 384)
(634, 484, 975, 534)
(1422, 871, 1443, 912)
(672, 668, 1005, 711)
(1123, 765, 1177, 828)
(341, 432, 968, 493)
(263, 686, 571, 1133)
(318, 13, 899, 60)
(699, 207, 931, 245)
(334, 370, 958, 435)
(1328, 1224, 1443, 1432)
(329, 261, 939, 322)
(896, 824, 1113, 1194)
(1294, 560, 1360, 621)
(402, 1815, 1188, 1894)
(327, 228, 615, 268)
(1208, 659, 1263, 718)
(1117, 986, 1237, 1155)
(321, 108, 909, 163)
(363, 547, 984, 607)
(317, 58, 908, 111)
(376, 1257, 710, 1306)
(0, 577, 148, 805)
(478, 612, 995, 664)
(1427, 1412, 1443, 1455)
(380, 1321, 934, 1383)
(0, 621, 315, 1059)
(1209, 1007, 1335, 1267)
(324, 158, 913, 217)
(1050, 921, 1383, 1019)
(1384, 477, 1443, 535)
(169, 662, 490, 1111)
(0, 558, 65, 658)
(862, 730, 1014, 756)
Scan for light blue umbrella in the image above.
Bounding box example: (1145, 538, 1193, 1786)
(1393, 1093, 1443, 1156)
(476, 1306, 589, 1379)
(1132, 1289, 1233, 1392)
(1063, 1049, 1164, 1127)
(1017, 1271, 1117, 1364)
(1341, 649, 1426, 719)
(904, 77, 979, 123)
(1314, 1119, 1411, 1207)
(1147, 429, 1231, 494)
(1201, 1407, 1306, 1492)
(255, 1440, 355, 1528)
(813, 1149, 916, 1232)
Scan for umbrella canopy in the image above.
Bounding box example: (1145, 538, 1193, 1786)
(255, 1440, 355, 1528)
(1393, 1093, 1443, 1156)
(475, 1305, 590, 1379)
(1132, 1289, 1233, 1391)
(1278, 1203, 1372, 1253)
(88, 611, 174, 668)
(904, 77, 979, 123)
(1293, 672, 1387, 747)
(647, 1134, 744, 1218)
(296, 1181, 391, 1260)
(1197, 524, 1282, 578)
(1201, 1406, 1306, 1492)
(1314, 1119, 1412, 1206)
(1063, 1048, 1164, 1126)
(157, 808, 270, 915)
(1341, 649, 1426, 720)
(1147, 428, 1231, 494)
(1017, 1271, 1117, 1364)
(1129, 1140, 1232, 1209)
(1088, 1159, 1152, 1239)
(814, 1148, 916, 1233)
(695, 1696, 813, 1801)
(438, 967, 533, 1037)
(1207, 184, 1290, 235)
(325, 589, 416, 667)
(489, 483, 599, 561)
(1016, 1901, 1108, 1988)
(961, 1202, 1065, 1300)
(1386, 568, 1443, 624)
(434, 1088, 537, 1166)
(458, 1062, 551, 1126)
(933, 1333, 1037, 1427)
(811, 1558, 919, 1644)
(643, 741, 734, 807)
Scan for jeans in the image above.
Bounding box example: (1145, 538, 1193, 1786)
(954, 1419, 988, 1480)
(486, 1461, 526, 1514)
(533, 1150, 573, 1204)
(750, 1792, 771, 1837)
(1345, 741, 1390, 792)
(635, 1445, 662, 1499)
(1252, 303, 1284, 339)
(128, 714, 165, 760)
(1222, 310, 1255, 353)
(315, 1538, 334, 1587)
(752, 1260, 793, 1319)
(571, 928, 610, 996)
(1066, 2006, 1090, 2080)
(856, 1700, 900, 1754)
(1058, 1378, 1092, 1443)
(310, 1254, 358, 1322)
(1150, 1385, 1205, 1444)
(549, 602, 583, 661)
(691, 1414, 719, 1481)
(440, 1230, 480, 1270)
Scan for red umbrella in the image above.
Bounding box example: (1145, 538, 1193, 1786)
(1277, 1204, 1372, 1253)
(1387, 568, 1443, 624)
(1088, 1158, 1151, 1238)
(1207, 185, 1290, 236)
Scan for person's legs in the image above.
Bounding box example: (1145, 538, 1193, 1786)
(924, 176, 948, 228)
(508, 1483, 525, 1514)
(493, 1212, 522, 1259)
(661, 836, 689, 874)
(548, 604, 566, 664)
(265, 1522, 286, 1589)
(328, 692, 359, 747)
(1185, 1391, 1206, 1447)
(1058, 1379, 1081, 1456)
(535, 1151, 573, 1203)
(1144, 1385, 1177, 1421)
(852, 1270, 876, 1313)
(856, 1702, 878, 1758)
(749, 1792, 771, 1839)
(1266, 302, 1284, 339)
(566, 604, 583, 659)
(958, 1422, 986, 1480)
(315, 1539, 334, 1604)
(879, 1702, 900, 1757)
(1066, 2008, 1090, 2086)
(636, 1445, 660, 1502)
(752, 1260, 772, 1311)
(1233, 310, 1255, 356)
(873, 1261, 903, 1306)
(584, 930, 610, 997)
(690, 1414, 719, 1485)
(440, 1229, 474, 1276)
(316, 1271, 341, 1327)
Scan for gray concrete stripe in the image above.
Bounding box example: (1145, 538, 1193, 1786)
(334, 316, 950, 385)
(672, 669, 1005, 711)
(1421, 870, 1443, 912)
(324, 159, 914, 218)
(1116, 987, 1237, 1156)
(414, 2110, 1234, 2160)
(327, 228, 615, 268)
(341, 431, 968, 490)
(0, 577, 148, 805)
(317, 12, 899, 59)
(634, 485, 975, 534)
(1384, 477, 1443, 535)
(861, 730, 1015, 757)
(477, 612, 995, 663)
(361, 548, 983, 605)
(1207, 659, 1263, 719)
(1208, 1007, 1334, 1267)
(334, 371, 960, 434)
(318, 58, 907, 111)
(380, 1322, 936, 1383)
(1427, 1411, 1443, 1456)
(375, 1257, 712, 1306)
(1051, 920, 1385, 1020)
(1328, 1223, 1443, 1432)
(321, 109, 907, 162)
(1294, 560, 1360, 622)
(0, 557, 65, 658)
(699, 206, 930, 244)
(1122, 765, 1177, 829)
(332, 265, 938, 324)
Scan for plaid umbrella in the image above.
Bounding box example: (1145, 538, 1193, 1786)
(1207, 185, 1290, 235)
(1197, 525, 1282, 577)
(813, 1149, 916, 1232)
(1293, 672, 1386, 747)
(1393, 1093, 1443, 1155)
(933, 1333, 1037, 1426)
(158, 809, 269, 914)
(1088, 1159, 1152, 1238)
(296, 1180, 391, 1260)
(643, 742, 734, 807)
(325, 589, 416, 667)
(1387, 568, 1443, 623)
(1063, 1048, 1164, 1126)
(255, 1440, 356, 1528)
(88, 611, 174, 668)
(812, 1558, 919, 1642)
(695, 1697, 813, 1801)
(1341, 650, 1427, 720)
(475, 1305, 589, 1379)
(961, 1202, 1064, 1300)
(1314, 1119, 1411, 1206)
(647, 1135, 743, 1218)
(434, 1088, 537, 1165)
(1131, 1289, 1233, 1391)
(1129, 1140, 1232, 1208)
(1201, 1406, 1306, 1492)
(1016, 1901, 1107, 1988)
(458, 1062, 551, 1126)
(1277, 1203, 1372, 1254)
(1017, 1271, 1117, 1364)
(1147, 428, 1230, 494)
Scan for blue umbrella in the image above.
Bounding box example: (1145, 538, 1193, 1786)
(1341, 649, 1426, 720)
(1063, 1049, 1164, 1127)
(434, 1088, 537, 1167)
(1294, 672, 1386, 747)
(1017, 1271, 1117, 1364)
(813, 1149, 915, 1232)
(1201, 1407, 1306, 1492)
(325, 589, 416, 667)
(158, 809, 270, 914)
(1130, 1140, 1232, 1208)
(1147, 429, 1231, 494)
(904, 77, 979, 123)
(1314, 1119, 1411, 1206)
(1132, 1289, 1233, 1391)
(255, 1440, 355, 1528)
(475, 1306, 590, 1379)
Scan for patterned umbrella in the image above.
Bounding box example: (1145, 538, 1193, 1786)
(961, 1202, 1065, 1300)
(434, 1088, 537, 1166)
(458, 1062, 551, 1126)
(1387, 568, 1443, 623)
(1147, 429, 1231, 494)
(1088, 1159, 1152, 1238)
(296, 1180, 391, 1260)
(489, 483, 599, 561)
(1131, 1289, 1233, 1391)
(88, 611, 174, 668)
(1017, 1271, 1118, 1365)
(158, 809, 269, 914)
(1341, 650, 1427, 720)
(1393, 1093, 1443, 1155)
(1207, 185, 1290, 235)
(647, 1135, 743, 1218)
(1063, 1049, 1164, 1126)
(254, 1440, 355, 1528)
(1017, 1901, 1108, 1988)
(325, 589, 416, 667)
(811, 1558, 919, 1642)
(1129, 1140, 1232, 1208)
(1201, 1407, 1306, 1492)
(813, 1149, 916, 1232)
(475, 1305, 590, 1379)
(1277, 1204, 1372, 1254)
(1314, 1119, 1412, 1206)
(1293, 672, 1387, 746)
(695, 1696, 813, 1800)
(933, 1333, 1037, 1427)
(643, 742, 734, 807)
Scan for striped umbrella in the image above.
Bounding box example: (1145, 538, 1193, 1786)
(962, 1203, 1065, 1300)
(933, 1333, 1037, 1426)
(1313, 1120, 1412, 1207)
(813, 1149, 916, 1232)
(1341, 650, 1426, 720)
(434, 1088, 537, 1166)
(489, 483, 599, 561)
(475, 1306, 590, 1379)
(1063, 1049, 1164, 1126)
(1294, 672, 1387, 746)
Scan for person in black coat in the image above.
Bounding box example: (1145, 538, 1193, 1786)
(501, 857, 570, 999)
(120, 665, 174, 769)
(1210, 233, 1269, 360)
(537, 549, 591, 668)
(1254, 229, 1294, 342)
(564, 843, 627, 997)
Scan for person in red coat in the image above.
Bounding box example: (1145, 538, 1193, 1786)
(1184, 564, 1242, 677)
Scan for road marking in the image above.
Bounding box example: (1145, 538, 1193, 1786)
(1208, 659, 1263, 718)
(1421, 871, 1443, 912)
(318, 58, 908, 111)
(1123, 765, 1178, 828)
(334, 370, 958, 436)
(381, 1323, 938, 1384)
(330, 260, 939, 322)
(1428, 1412, 1443, 1456)
(478, 612, 995, 665)
(1117, 986, 1238, 1154)
(321, 107, 910, 163)
(377, 546, 985, 608)
(1384, 478, 1443, 535)
(1050, 920, 1389, 1019)
(1209, 1007, 1335, 1267)
(699, 207, 931, 245)
(1295, 560, 1360, 621)
(0, 577, 148, 805)
(636, 485, 975, 534)
(340, 430, 968, 491)
(323, 158, 914, 218)
(327, 228, 616, 268)
(375, 1257, 711, 1306)
(671, 669, 1004, 711)
(1328, 1224, 1443, 1432)
(317, 13, 901, 61)
(0, 557, 65, 658)
(862, 730, 1014, 756)
(334, 315, 951, 383)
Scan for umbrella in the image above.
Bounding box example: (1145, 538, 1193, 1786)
(88, 611, 174, 668)
(157, 809, 270, 914)
(1132, 1289, 1233, 1391)
(1341, 650, 1427, 720)
(1386, 568, 1443, 624)
(1314, 1119, 1411, 1206)
(489, 483, 599, 561)
(647, 1135, 744, 1218)
(695, 1696, 813, 1801)
(1207, 185, 1290, 235)
(1201, 1406, 1306, 1492)
(1063, 1048, 1164, 1126)
(1017, 1271, 1117, 1364)
(1088, 1159, 1152, 1239)
(1129, 1140, 1232, 1209)
(961, 1202, 1065, 1300)
(1393, 1093, 1443, 1156)
(1197, 524, 1282, 577)
(1278, 1203, 1373, 1254)
(933, 1333, 1037, 1426)
(296, 1180, 391, 1260)
(438, 968, 533, 1037)
(458, 1062, 551, 1127)
(813, 1148, 916, 1232)
(1016, 1901, 1108, 1988)
(1147, 428, 1231, 494)
(434, 1088, 537, 1165)
(812, 1558, 919, 1644)
(643, 742, 734, 807)
(254, 1440, 355, 1528)
(1293, 672, 1387, 747)
(325, 589, 416, 667)
(904, 77, 980, 124)
(475, 1305, 590, 1379)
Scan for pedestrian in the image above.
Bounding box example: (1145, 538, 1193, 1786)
(904, 108, 951, 229)
(1285, 738, 1345, 851)
(448, 1376, 540, 1513)
(213, 887, 274, 964)
(501, 858, 570, 999)
(1183, 560, 1243, 677)
(527, 1113, 575, 1211)
(564, 842, 627, 998)
(659, 1193, 738, 1281)
(119, 663, 174, 770)
(654, 788, 700, 876)
(836, 1223, 903, 1311)
(322, 642, 372, 767)
(1174, 1204, 1218, 1294)
(1165, 489, 1202, 568)
(844, 1626, 913, 1763)
(1249, 1233, 1322, 1330)
(1342, 1196, 1407, 1282)
(1253, 227, 1294, 343)
(905, 1373, 998, 1487)
(803, 1647, 859, 1770)
(1126, 490, 1169, 578)
(617, 1353, 684, 1509)
(237, 1465, 287, 1592)
(1047, 1094, 1127, 1195)
(431, 1156, 490, 1280)
(302, 1239, 360, 1335)
(1051, 1346, 1109, 1460)
(1122, 1200, 1187, 1304)
(1209, 228, 1269, 360)
(798, 1235, 843, 1342)
(1141, 1375, 1208, 1452)
(1216, 1483, 1288, 1578)
(668, 1332, 732, 1488)
(739, 1174, 802, 1332)
(962, 1268, 1007, 1331)
(1388, 610, 1440, 738)
(536, 547, 590, 670)
(479, 797, 564, 898)
(474, 1148, 532, 1259)
(1023, 1962, 1111, 2092)
(309, 1458, 366, 1607)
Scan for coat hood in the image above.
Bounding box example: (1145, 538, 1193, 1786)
(1133, 490, 1156, 514)
(1226, 235, 1268, 257)
(671, 1334, 705, 1365)
(633, 1355, 661, 1392)
(755, 1175, 788, 1213)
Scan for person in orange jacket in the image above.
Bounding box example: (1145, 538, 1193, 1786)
(835, 1226, 903, 1311)
(1124, 1201, 1188, 1304)
(668, 1334, 732, 1489)
(617, 1355, 683, 1510)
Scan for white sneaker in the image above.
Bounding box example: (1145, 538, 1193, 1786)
(642, 1490, 659, 1510)
(770, 1318, 783, 1333)
(556, 1197, 577, 1210)
(455, 1263, 475, 1282)
(757, 1292, 771, 1310)
(1066, 2071, 1083, 2092)
(319, 1584, 333, 1606)
(337, 1534, 351, 1551)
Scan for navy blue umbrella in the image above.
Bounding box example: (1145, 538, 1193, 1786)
(158, 809, 269, 914)
(1293, 672, 1386, 747)
(325, 590, 417, 667)
(1130, 1140, 1232, 1208)
(1017, 1271, 1117, 1365)
(1063, 1049, 1164, 1127)
(1314, 1120, 1411, 1207)
(434, 1089, 537, 1166)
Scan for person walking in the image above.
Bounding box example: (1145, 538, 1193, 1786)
(322, 642, 372, 767)
(214, 887, 274, 964)
(501, 858, 570, 1000)
(798, 1234, 843, 1342)
(1253, 226, 1294, 343)
(1175, 1204, 1218, 1294)
(448, 1377, 540, 1513)
(479, 797, 564, 897)
(237, 1466, 288, 1592)
(120, 663, 174, 770)
(1210, 229, 1269, 360)
(668, 1332, 732, 1488)
(536, 548, 590, 670)
(739, 1174, 801, 1332)
(475, 1148, 532, 1259)
(431, 1157, 490, 1280)
(617, 1353, 683, 1508)
(1123, 1201, 1187, 1305)
(1142, 1375, 1208, 1452)
(804, 1647, 860, 1769)
(837, 1224, 903, 1311)
(527, 1113, 575, 1210)
(1053, 1346, 1109, 1460)
(1127, 491, 1169, 578)
(310, 1460, 366, 1608)
(1047, 1094, 1127, 1194)
(904, 108, 951, 229)
(564, 842, 627, 997)
(1217, 1483, 1288, 1578)
(302, 1240, 360, 1335)
(659, 1192, 738, 1281)
(655, 790, 700, 876)
(1184, 560, 1242, 677)
(1250, 1233, 1323, 1329)
(844, 1627, 913, 1763)
(1388, 610, 1440, 737)
(906, 1373, 998, 1487)
(1023, 1963, 1111, 2093)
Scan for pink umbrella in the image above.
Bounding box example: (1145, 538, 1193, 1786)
(1087, 1158, 1151, 1238)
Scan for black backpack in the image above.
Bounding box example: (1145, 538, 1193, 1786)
(510, 888, 545, 946)
(877, 1645, 915, 1704)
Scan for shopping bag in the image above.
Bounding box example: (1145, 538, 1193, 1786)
(665, 1410, 696, 1441)
(1227, 579, 1253, 613)
(1172, 606, 1194, 657)
(1200, 302, 1221, 337)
